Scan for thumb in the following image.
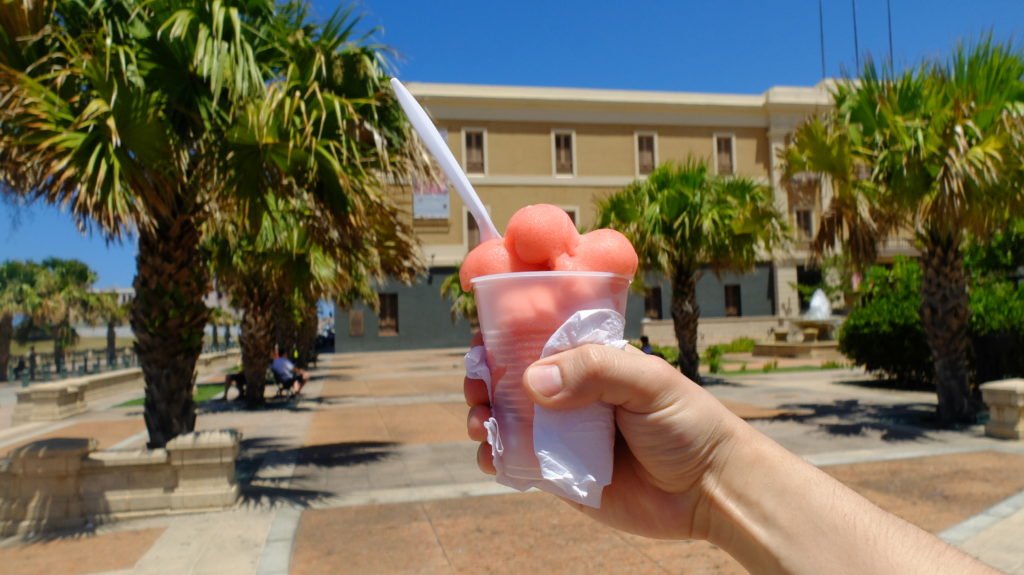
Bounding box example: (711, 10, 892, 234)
(523, 344, 689, 414)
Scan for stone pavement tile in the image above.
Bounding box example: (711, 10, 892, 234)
(291, 504, 452, 575)
(305, 403, 470, 446)
(825, 451, 1024, 533)
(617, 534, 745, 574)
(0, 527, 164, 575)
(719, 399, 803, 421)
(0, 418, 145, 456)
(317, 372, 463, 400)
(126, 510, 273, 575)
(423, 492, 668, 574)
(960, 507, 1024, 574)
(305, 407, 391, 445)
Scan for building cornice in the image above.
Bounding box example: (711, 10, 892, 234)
(407, 81, 834, 128)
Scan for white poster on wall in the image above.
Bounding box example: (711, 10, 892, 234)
(412, 128, 451, 220)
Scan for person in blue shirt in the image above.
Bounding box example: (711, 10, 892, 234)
(271, 347, 308, 396)
(639, 336, 653, 355)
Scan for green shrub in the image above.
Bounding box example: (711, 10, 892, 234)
(762, 359, 778, 372)
(839, 258, 932, 385)
(840, 257, 1024, 387)
(717, 337, 756, 353)
(704, 346, 724, 374)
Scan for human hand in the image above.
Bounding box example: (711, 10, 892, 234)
(464, 342, 745, 540)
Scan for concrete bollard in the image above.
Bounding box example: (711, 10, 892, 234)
(981, 378, 1024, 440)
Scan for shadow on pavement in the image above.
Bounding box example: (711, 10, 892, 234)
(833, 377, 936, 393)
(773, 399, 938, 441)
(235, 437, 397, 507)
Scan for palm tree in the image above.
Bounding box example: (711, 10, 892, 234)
(784, 42, 1024, 424)
(440, 265, 478, 333)
(0, 260, 44, 381)
(88, 292, 130, 368)
(32, 259, 96, 373)
(0, 2, 423, 445)
(597, 160, 788, 382)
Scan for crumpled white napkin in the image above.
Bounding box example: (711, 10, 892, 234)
(465, 309, 628, 508)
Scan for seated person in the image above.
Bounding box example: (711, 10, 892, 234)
(271, 348, 308, 396)
(222, 371, 247, 401)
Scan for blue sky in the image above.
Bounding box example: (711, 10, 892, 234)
(2, 0, 1022, 287)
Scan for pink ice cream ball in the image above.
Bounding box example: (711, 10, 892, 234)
(551, 229, 638, 277)
(504, 204, 580, 265)
(460, 238, 547, 291)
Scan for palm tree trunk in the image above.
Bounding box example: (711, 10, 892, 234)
(920, 232, 975, 426)
(211, 321, 219, 348)
(297, 305, 318, 368)
(223, 323, 231, 347)
(274, 300, 298, 361)
(670, 265, 701, 383)
(53, 315, 68, 373)
(106, 321, 116, 368)
(0, 313, 11, 382)
(132, 212, 210, 448)
(241, 291, 275, 408)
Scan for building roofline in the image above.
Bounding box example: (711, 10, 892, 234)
(406, 81, 834, 110)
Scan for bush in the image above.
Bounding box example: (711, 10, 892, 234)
(839, 257, 1024, 387)
(839, 259, 933, 386)
(716, 337, 756, 353)
(704, 346, 724, 374)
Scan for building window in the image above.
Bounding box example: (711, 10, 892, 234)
(466, 213, 481, 251)
(464, 129, 486, 174)
(637, 133, 656, 176)
(724, 285, 742, 317)
(378, 293, 399, 336)
(644, 286, 663, 320)
(562, 207, 577, 227)
(554, 131, 575, 176)
(795, 209, 814, 240)
(715, 134, 735, 176)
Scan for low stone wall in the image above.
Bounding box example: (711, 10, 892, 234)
(982, 379, 1024, 440)
(643, 317, 786, 352)
(13, 350, 241, 425)
(0, 430, 240, 536)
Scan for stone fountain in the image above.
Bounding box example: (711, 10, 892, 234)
(753, 289, 844, 358)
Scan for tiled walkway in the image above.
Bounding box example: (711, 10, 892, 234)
(1, 348, 1023, 574)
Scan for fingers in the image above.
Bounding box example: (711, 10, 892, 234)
(464, 376, 489, 407)
(523, 344, 691, 414)
(467, 404, 491, 442)
(476, 442, 495, 475)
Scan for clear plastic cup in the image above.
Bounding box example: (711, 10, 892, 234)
(471, 271, 631, 481)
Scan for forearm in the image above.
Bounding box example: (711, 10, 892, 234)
(703, 422, 998, 575)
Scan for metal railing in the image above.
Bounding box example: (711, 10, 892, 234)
(6, 341, 239, 387)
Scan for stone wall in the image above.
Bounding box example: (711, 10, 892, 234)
(13, 350, 241, 425)
(643, 316, 786, 352)
(0, 430, 240, 536)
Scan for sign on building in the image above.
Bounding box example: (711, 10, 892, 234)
(412, 128, 451, 220)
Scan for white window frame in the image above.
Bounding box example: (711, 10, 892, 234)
(713, 133, 736, 176)
(794, 208, 815, 240)
(463, 204, 492, 253)
(461, 127, 488, 176)
(557, 205, 581, 230)
(634, 131, 658, 177)
(551, 129, 577, 177)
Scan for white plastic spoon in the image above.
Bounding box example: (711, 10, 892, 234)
(390, 78, 501, 242)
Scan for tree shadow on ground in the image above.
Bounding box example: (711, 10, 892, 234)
(698, 376, 745, 388)
(833, 377, 936, 393)
(196, 397, 316, 414)
(772, 399, 939, 441)
(235, 437, 397, 508)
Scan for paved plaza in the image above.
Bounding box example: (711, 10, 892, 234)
(1, 348, 1023, 574)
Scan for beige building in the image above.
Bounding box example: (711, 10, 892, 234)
(335, 81, 909, 352)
